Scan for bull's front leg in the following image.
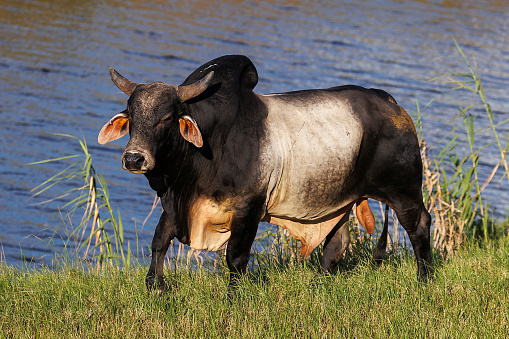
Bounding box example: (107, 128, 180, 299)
(146, 211, 175, 293)
(225, 196, 266, 297)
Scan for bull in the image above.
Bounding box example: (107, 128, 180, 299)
(98, 55, 431, 293)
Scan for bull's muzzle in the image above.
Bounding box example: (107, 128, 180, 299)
(122, 150, 153, 174)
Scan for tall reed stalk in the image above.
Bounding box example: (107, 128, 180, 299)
(416, 40, 509, 256)
(30, 134, 131, 267)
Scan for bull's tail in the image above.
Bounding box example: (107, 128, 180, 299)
(373, 204, 389, 265)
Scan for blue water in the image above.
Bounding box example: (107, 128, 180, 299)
(1, 0, 508, 265)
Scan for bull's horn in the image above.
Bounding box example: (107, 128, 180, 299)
(176, 71, 215, 102)
(110, 68, 138, 96)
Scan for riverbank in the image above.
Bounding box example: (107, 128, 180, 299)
(1, 237, 507, 338)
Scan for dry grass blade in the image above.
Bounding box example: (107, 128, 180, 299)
(480, 161, 500, 193)
(142, 194, 161, 230)
(79, 176, 95, 243)
(82, 179, 99, 260)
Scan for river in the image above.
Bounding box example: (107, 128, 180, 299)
(1, 0, 508, 265)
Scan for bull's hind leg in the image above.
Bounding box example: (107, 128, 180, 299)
(392, 200, 432, 282)
(320, 208, 351, 273)
(373, 204, 390, 265)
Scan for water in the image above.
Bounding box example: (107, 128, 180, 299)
(1, 0, 508, 265)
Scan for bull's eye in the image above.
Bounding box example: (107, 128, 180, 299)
(157, 113, 173, 126)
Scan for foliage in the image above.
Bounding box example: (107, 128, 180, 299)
(30, 135, 131, 267)
(415, 40, 509, 256)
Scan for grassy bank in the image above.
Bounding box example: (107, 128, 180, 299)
(1, 237, 508, 338)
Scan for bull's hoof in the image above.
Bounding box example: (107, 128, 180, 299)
(417, 267, 434, 284)
(418, 272, 432, 284)
(146, 274, 167, 294)
(372, 254, 385, 267)
(226, 285, 238, 301)
(417, 259, 434, 284)
(226, 279, 242, 302)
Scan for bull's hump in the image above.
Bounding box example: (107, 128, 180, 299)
(257, 91, 363, 220)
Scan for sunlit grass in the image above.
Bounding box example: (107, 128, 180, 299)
(1, 236, 508, 338)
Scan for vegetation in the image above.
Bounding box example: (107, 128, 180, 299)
(1, 237, 508, 338)
(2, 42, 508, 338)
(416, 40, 509, 255)
(29, 134, 133, 267)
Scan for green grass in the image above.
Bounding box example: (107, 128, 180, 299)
(1, 236, 508, 338)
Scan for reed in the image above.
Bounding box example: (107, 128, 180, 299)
(415, 40, 509, 256)
(30, 134, 131, 267)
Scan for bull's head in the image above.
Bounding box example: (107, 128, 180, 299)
(98, 68, 214, 174)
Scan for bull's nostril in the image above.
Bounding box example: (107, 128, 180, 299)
(135, 155, 145, 166)
(123, 152, 146, 171)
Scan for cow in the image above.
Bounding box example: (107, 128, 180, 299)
(98, 55, 431, 294)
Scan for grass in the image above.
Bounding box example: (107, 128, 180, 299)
(1, 236, 508, 338)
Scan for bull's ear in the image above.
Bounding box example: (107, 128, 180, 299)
(98, 112, 129, 144)
(179, 115, 203, 148)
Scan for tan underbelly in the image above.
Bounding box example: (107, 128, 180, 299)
(186, 196, 372, 256)
(267, 202, 354, 258)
